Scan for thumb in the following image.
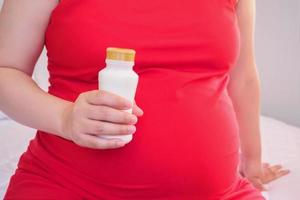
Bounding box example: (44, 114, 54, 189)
(132, 103, 144, 117)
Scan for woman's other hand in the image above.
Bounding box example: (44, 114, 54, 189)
(61, 90, 143, 150)
(239, 156, 290, 191)
(260, 163, 290, 184)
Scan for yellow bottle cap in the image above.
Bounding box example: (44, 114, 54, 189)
(106, 47, 136, 62)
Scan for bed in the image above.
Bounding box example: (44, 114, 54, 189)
(0, 115, 299, 199)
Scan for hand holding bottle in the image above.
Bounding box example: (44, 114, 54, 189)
(61, 90, 143, 149)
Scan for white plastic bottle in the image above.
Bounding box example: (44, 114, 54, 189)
(98, 47, 139, 144)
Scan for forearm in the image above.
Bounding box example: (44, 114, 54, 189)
(0, 67, 71, 137)
(228, 75, 262, 161)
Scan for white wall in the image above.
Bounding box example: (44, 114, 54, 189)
(0, 0, 299, 126)
(255, 0, 300, 127)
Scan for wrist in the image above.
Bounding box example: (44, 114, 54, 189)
(241, 153, 262, 164)
(240, 153, 263, 178)
(240, 154, 262, 172)
(58, 101, 74, 140)
(240, 144, 262, 162)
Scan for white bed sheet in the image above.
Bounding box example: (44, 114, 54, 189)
(0, 119, 35, 198)
(0, 116, 299, 199)
(260, 116, 300, 200)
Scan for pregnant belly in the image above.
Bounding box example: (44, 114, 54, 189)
(127, 80, 240, 196)
(32, 71, 240, 198)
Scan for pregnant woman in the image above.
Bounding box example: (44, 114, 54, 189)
(0, 0, 289, 199)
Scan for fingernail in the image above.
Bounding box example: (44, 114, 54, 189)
(116, 141, 125, 146)
(136, 108, 144, 116)
(130, 115, 138, 123)
(128, 126, 136, 133)
(124, 101, 133, 108)
(139, 109, 144, 115)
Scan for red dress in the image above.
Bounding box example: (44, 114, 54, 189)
(5, 0, 264, 199)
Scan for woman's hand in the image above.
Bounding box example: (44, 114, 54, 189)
(260, 163, 290, 184)
(239, 156, 290, 191)
(61, 90, 143, 150)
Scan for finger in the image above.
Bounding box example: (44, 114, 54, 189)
(277, 169, 290, 177)
(84, 119, 136, 136)
(263, 168, 274, 178)
(264, 164, 276, 173)
(271, 169, 290, 181)
(86, 105, 138, 124)
(132, 104, 144, 117)
(262, 169, 290, 183)
(269, 164, 283, 172)
(79, 134, 126, 149)
(84, 90, 132, 110)
(262, 169, 276, 183)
